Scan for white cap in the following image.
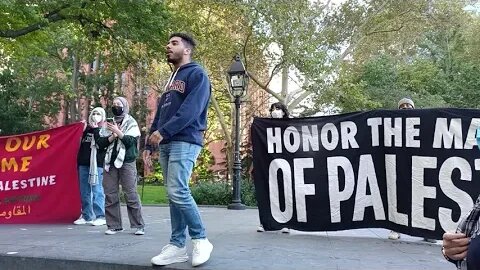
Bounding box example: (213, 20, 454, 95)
(398, 98, 415, 109)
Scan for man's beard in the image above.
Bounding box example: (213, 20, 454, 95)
(167, 53, 180, 65)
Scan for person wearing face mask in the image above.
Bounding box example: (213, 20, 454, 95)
(256, 102, 291, 233)
(96, 97, 145, 236)
(74, 107, 107, 226)
(269, 102, 289, 119)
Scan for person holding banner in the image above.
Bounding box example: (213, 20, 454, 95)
(74, 107, 107, 226)
(256, 102, 290, 234)
(441, 130, 480, 269)
(442, 198, 480, 270)
(387, 98, 415, 240)
(388, 98, 436, 243)
(97, 97, 145, 236)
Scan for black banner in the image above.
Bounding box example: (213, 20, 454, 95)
(252, 108, 480, 239)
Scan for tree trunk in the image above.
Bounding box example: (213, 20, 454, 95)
(92, 54, 100, 106)
(210, 93, 233, 182)
(69, 53, 80, 123)
(281, 66, 288, 103)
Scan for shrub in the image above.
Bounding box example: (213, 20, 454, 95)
(191, 180, 258, 207)
(143, 162, 164, 185)
(191, 181, 231, 206)
(241, 180, 257, 207)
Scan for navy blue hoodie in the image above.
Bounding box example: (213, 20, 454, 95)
(149, 62, 211, 147)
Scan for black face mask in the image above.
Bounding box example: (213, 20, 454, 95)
(112, 106, 124, 116)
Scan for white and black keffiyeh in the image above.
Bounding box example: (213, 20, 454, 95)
(453, 195, 480, 269)
(104, 114, 140, 172)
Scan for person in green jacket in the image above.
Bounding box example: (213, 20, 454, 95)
(97, 97, 145, 236)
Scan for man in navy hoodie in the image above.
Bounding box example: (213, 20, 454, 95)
(144, 33, 213, 267)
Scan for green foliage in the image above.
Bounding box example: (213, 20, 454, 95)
(191, 181, 231, 206)
(191, 180, 257, 207)
(120, 185, 168, 205)
(193, 148, 215, 183)
(142, 161, 165, 186)
(137, 185, 169, 205)
(325, 0, 480, 112)
(329, 55, 449, 112)
(240, 179, 258, 207)
(0, 68, 63, 135)
(0, 0, 171, 133)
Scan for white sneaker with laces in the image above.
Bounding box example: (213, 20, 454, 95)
(91, 218, 106, 226)
(388, 230, 400, 240)
(73, 217, 93, 225)
(192, 238, 213, 267)
(105, 228, 123, 235)
(257, 224, 265, 232)
(151, 244, 188, 266)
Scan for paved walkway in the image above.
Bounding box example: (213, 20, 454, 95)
(0, 206, 453, 270)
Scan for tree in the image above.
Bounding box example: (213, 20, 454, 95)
(328, 0, 480, 111)
(0, 0, 171, 132)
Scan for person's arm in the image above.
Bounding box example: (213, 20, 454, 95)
(92, 128, 107, 150)
(97, 134, 115, 149)
(120, 135, 138, 148)
(442, 232, 469, 264)
(158, 68, 210, 140)
(145, 99, 162, 152)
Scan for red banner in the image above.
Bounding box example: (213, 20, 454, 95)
(0, 123, 83, 224)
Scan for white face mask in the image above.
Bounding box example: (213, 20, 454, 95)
(271, 109, 284, 119)
(92, 114, 102, 123)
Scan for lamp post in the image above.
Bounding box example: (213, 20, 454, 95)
(227, 54, 248, 210)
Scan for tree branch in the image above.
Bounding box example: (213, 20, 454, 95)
(366, 24, 404, 36)
(287, 90, 311, 110)
(0, 4, 72, 38)
(266, 61, 284, 87)
(247, 71, 284, 103)
(210, 91, 232, 148)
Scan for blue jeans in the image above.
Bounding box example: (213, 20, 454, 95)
(78, 165, 105, 221)
(158, 141, 206, 247)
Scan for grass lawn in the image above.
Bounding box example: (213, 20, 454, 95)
(136, 185, 168, 204)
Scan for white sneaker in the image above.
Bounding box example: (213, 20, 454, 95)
(73, 217, 93, 225)
(105, 228, 123, 235)
(388, 230, 400, 240)
(257, 224, 265, 232)
(91, 218, 106, 226)
(281, 228, 290, 233)
(192, 238, 213, 267)
(151, 244, 188, 266)
(134, 228, 145, 235)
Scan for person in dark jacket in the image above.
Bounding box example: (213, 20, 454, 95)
(256, 102, 290, 233)
(97, 97, 145, 236)
(74, 107, 107, 226)
(144, 33, 213, 267)
(441, 127, 480, 270)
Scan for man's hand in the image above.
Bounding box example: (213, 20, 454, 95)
(148, 130, 163, 145)
(143, 150, 153, 168)
(442, 232, 470, 261)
